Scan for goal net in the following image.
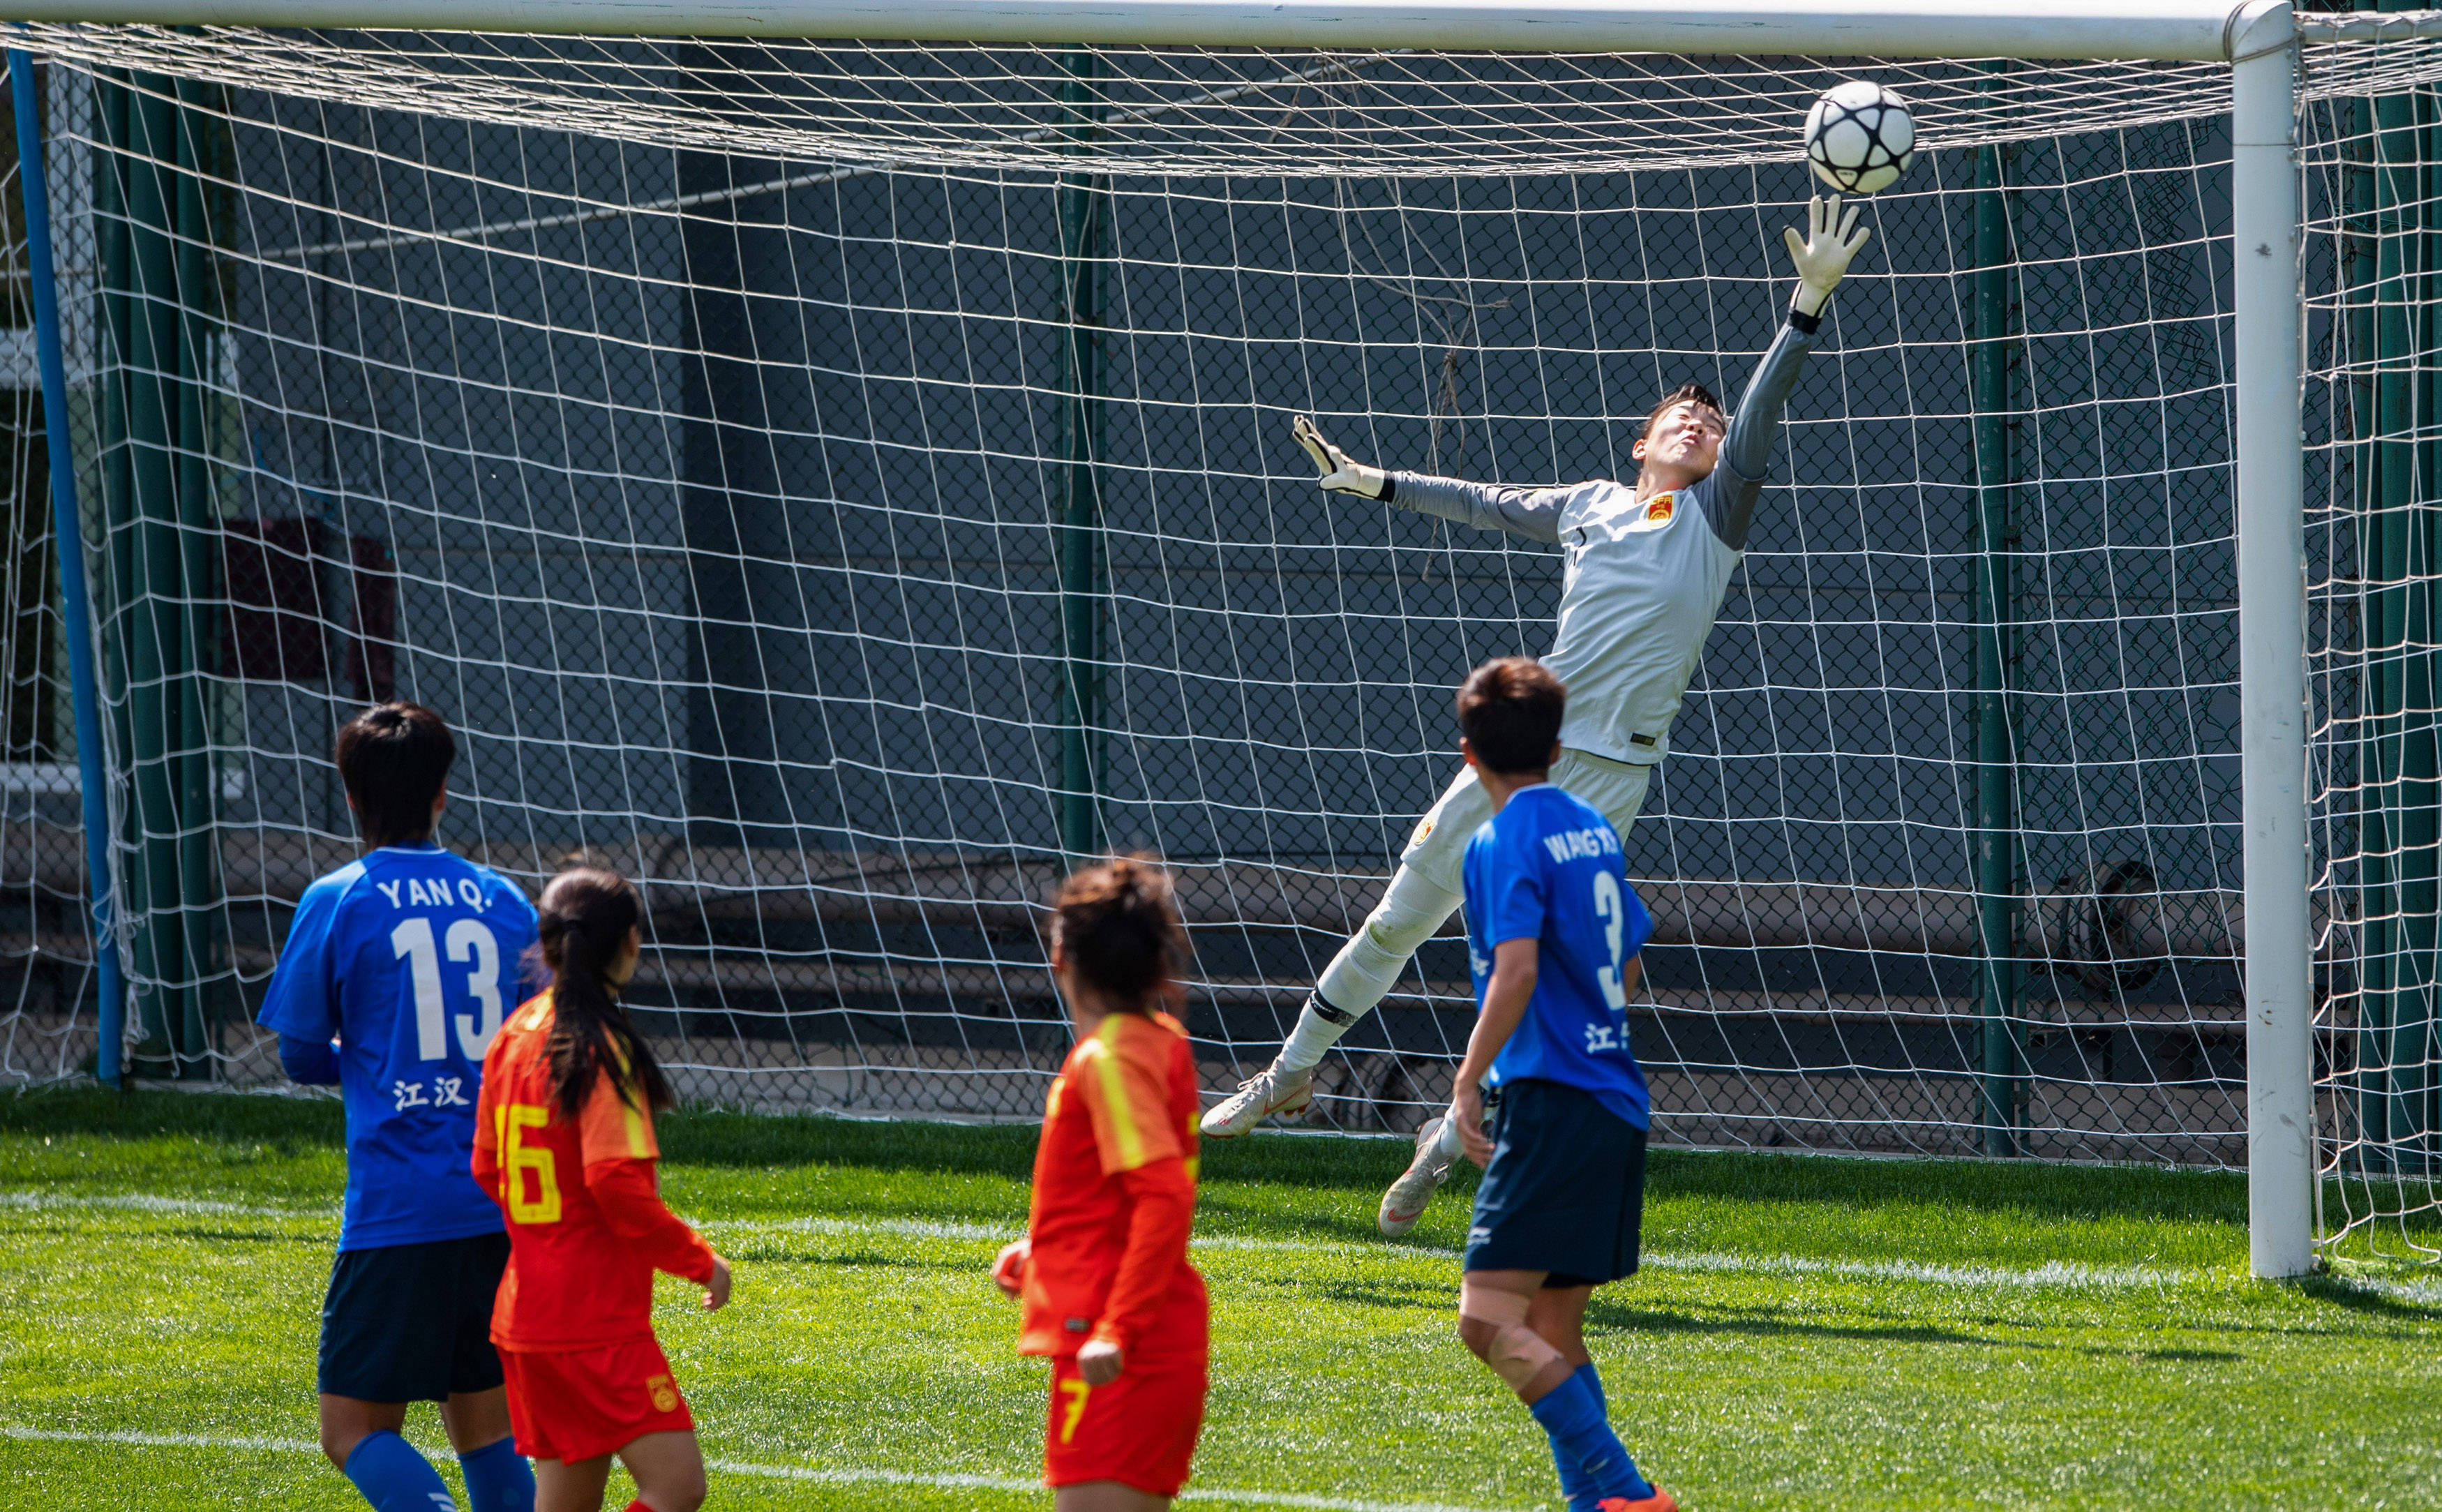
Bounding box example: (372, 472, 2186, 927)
(0, 17, 2425, 1236)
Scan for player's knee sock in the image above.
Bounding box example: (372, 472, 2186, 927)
(456, 1437, 533, 1512)
(343, 1430, 457, 1512)
(1546, 1363, 1615, 1508)
(1547, 1419, 1600, 1509)
(1527, 1368, 1653, 1504)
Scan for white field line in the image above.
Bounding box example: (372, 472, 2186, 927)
(5, 1188, 2197, 1291)
(0, 1425, 1504, 1512)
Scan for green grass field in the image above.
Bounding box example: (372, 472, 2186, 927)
(4, 1088, 2441, 1512)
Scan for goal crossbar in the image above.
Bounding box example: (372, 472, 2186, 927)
(3, 0, 2280, 60)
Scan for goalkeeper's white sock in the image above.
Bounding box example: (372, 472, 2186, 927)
(1277, 995, 1361, 1073)
(1433, 1110, 1465, 1161)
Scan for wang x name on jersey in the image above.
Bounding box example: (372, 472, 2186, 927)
(1462, 783, 1658, 1130)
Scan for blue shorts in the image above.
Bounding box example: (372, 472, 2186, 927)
(1463, 1078, 1647, 1287)
(318, 1232, 509, 1402)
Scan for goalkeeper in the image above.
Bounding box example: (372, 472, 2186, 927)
(1201, 196, 1869, 1236)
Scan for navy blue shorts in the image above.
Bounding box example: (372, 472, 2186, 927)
(318, 1231, 509, 1402)
(1463, 1078, 1647, 1287)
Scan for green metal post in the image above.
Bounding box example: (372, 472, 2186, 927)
(2418, 52, 2442, 1166)
(1055, 48, 1107, 867)
(98, 69, 223, 1079)
(2358, 0, 2442, 1169)
(172, 77, 220, 1067)
(1974, 133, 2024, 1156)
(2345, 33, 2385, 1169)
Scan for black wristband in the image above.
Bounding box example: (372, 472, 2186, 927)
(1378, 474, 1398, 506)
(1788, 306, 1823, 335)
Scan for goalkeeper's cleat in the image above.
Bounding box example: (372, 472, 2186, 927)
(1199, 1059, 1314, 1139)
(1594, 1489, 1678, 1512)
(1377, 1115, 1455, 1237)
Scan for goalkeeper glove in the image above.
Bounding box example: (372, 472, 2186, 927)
(1782, 193, 1871, 317)
(1292, 415, 1389, 500)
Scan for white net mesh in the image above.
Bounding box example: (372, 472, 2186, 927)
(0, 22, 2418, 1222)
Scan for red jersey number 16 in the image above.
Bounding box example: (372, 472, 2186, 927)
(495, 1103, 562, 1224)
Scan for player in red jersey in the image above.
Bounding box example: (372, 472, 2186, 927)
(472, 867, 734, 1512)
(992, 856, 1208, 1511)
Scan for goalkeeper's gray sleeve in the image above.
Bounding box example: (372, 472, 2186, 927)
(1379, 472, 1568, 545)
(1696, 310, 1822, 552)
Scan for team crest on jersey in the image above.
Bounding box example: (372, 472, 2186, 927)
(1626, 491, 1677, 532)
(1410, 816, 1435, 849)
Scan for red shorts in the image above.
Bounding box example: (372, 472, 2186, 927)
(498, 1335, 694, 1465)
(1042, 1299, 1208, 1497)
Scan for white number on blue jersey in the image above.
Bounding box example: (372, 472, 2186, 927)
(391, 916, 505, 1061)
(447, 918, 505, 1057)
(392, 918, 447, 1059)
(1591, 870, 1631, 1011)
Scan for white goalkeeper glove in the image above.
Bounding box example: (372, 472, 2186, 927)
(1292, 415, 1389, 500)
(1782, 193, 1871, 317)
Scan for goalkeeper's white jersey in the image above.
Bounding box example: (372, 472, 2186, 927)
(1379, 315, 1820, 765)
(1543, 479, 1738, 764)
(1385, 472, 1735, 765)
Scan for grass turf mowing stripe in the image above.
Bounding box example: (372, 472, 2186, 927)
(0, 1188, 2209, 1289)
(0, 1426, 1509, 1512)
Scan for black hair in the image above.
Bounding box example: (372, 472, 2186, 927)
(334, 702, 456, 849)
(534, 866, 672, 1120)
(1051, 853, 1187, 1010)
(1640, 381, 1725, 440)
(1456, 657, 1567, 775)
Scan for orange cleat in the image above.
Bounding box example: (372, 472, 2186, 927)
(1595, 1490, 1679, 1512)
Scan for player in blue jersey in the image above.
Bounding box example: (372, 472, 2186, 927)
(1443, 659, 1673, 1512)
(258, 702, 543, 1512)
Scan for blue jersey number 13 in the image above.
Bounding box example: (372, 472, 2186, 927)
(391, 917, 507, 1061)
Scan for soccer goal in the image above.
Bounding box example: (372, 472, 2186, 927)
(0, 0, 2434, 1275)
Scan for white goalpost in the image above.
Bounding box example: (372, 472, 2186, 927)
(0, 0, 2379, 1280)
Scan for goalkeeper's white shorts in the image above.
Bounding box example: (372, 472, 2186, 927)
(1313, 748, 1653, 1019)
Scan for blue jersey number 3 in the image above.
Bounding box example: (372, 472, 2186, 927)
(1591, 871, 1631, 1011)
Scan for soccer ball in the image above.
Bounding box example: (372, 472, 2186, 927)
(1804, 81, 1915, 195)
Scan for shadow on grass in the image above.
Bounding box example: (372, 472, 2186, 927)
(2298, 1273, 2442, 1320)
(1243, 1275, 1453, 1312)
(14, 1086, 2422, 1245)
(1, 1086, 345, 1150)
(723, 1243, 979, 1273)
(0, 1218, 326, 1248)
(1585, 1297, 2018, 1348)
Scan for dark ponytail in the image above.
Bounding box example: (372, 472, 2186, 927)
(1051, 853, 1186, 1011)
(535, 867, 672, 1120)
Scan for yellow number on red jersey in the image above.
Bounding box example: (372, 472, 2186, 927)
(1058, 1379, 1092, 1444)
(496, 1102, 561, 1223)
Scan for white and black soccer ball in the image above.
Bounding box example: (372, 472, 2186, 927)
(1804, 80, 1915, 195)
